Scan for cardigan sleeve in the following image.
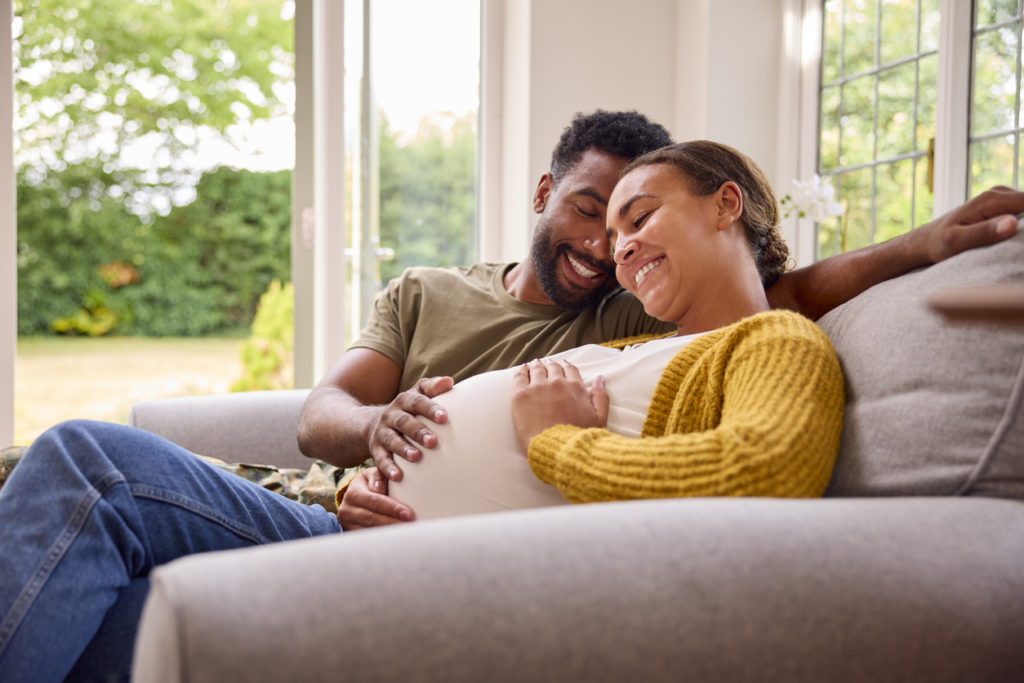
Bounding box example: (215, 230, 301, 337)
(526, 313, 845, 502)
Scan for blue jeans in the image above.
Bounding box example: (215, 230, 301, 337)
(0, 420, 341, 682)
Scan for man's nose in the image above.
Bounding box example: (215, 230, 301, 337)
(582, 234, 611, 261)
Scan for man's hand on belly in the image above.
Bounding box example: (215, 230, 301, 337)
(368, 376, 455, 482)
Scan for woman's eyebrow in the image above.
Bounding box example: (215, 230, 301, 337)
(616, 193, 654, 219)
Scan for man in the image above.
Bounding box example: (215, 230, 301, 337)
(296, 110, 1023, 528)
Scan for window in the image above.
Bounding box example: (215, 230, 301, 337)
(342, 0, 480, 341)
(811, 0, 1023, 258)
(970, 1, 1024, 195)
(817, 0, 939, 258)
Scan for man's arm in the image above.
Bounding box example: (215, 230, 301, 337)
(296, 347, 453, 479)
(768, 186, 1023, 319)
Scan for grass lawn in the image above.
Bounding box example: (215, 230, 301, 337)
(14, 336, 245, 446)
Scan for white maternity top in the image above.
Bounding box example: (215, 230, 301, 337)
(389, 331, 702, 520)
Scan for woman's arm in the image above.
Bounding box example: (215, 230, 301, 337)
(517, 314, 845, 502)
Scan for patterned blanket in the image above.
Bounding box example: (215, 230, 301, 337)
(0, 444, 366, 514)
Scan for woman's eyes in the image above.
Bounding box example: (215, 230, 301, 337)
(633, 209, 652, 228)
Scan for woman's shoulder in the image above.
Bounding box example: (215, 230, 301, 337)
(688, 310, 836, 365)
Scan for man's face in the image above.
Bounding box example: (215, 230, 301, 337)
(530, 148, 629, 311)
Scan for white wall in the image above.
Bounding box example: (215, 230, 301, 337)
(482, 0, 793, 262)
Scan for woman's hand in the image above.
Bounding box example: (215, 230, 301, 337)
(337, 467, 415, 531)
(511, 359, 609, 453)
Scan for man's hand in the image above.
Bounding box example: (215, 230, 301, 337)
(912, 185, 1021, 263)
(337, 468, 415, 531)
(511, 359, 608, 453)
(368, 375, 454, 481)
(768, 186, 1023, 320)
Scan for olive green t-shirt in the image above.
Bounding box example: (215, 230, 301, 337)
(352, 262, 673, 391)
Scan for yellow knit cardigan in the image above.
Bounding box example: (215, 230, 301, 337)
(527, 309, 845, 503)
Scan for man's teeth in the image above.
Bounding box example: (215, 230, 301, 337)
(635, 259, 662, 286)
(567, 254, 600, 278)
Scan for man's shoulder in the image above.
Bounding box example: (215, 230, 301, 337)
(393, 262, 510, 288)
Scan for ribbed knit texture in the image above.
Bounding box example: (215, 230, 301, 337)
(527, 310, 845, 502)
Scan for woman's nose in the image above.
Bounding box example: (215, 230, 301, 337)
(614, 239, 636, 264)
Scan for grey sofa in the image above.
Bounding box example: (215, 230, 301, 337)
(129, 228, 1024, 682)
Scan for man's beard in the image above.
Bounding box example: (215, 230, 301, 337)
(530, 219, 618, 312)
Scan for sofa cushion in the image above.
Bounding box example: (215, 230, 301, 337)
(817, 227, 1024, 498)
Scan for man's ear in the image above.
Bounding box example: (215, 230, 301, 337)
(533, 174, 554, 214)
(715, 181, 744, 230)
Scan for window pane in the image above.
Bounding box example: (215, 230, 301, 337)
(917, 53, 937, 144)
(920, 0, 940, 52)
(971, 25, 1019, 137)
(976, 0, 1020, 27)
(344, 0, 480, 336)
(820, 85, 841, 170)
(840, 77, 876, 166)
(13, 0, 295, 445)
(823, 0, 844, 83)
(837, 167, 875, 252)
(844, 0, 879, 75)
(969, 134, 1016, 196)
(817, 214, 842, 259)
(914, 156, 934, 227)
(875, 159, 914, 242)
(877, 62, 916, 159)
(880, 0, 918, 65)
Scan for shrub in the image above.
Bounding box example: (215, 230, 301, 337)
(232, 279, 294, 392)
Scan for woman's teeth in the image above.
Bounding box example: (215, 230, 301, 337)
(567, 254, 600, 278)
(634, 258, 662, 286)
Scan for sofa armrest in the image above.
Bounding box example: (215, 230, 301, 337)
(127, 389, 312, 469)
(134, 497, 1024, 682)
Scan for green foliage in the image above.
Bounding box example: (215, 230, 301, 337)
(16, 165, 291, 336)
(232, 279, 294, 392)
(378, 114, 477, 283)
(13, 0, 292, 177)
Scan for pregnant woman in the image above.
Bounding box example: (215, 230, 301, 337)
(339, 140, 846, 526)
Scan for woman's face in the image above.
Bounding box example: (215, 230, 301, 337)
(606, 163, 739, 330)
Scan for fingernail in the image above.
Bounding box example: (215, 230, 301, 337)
(389, 467, 400, 479)
(399, 509, 413, 522)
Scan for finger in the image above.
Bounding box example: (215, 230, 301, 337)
(948, 216, 1019, 255)
(396, 392, 448, 425)
(370, 447, 403, 482)
(512, 363, 530, 390)
(365, 467, 389, 494)
(539, 359, 564, 379)
(350, 486, 413, 522)
(560, 360, 584, 383)
(591, 375, 610, 425)
(418, 376, 455, 400)
(528, 359, 547, 379)
(376, 426, 425, 461)
(388, 411, 439, 449)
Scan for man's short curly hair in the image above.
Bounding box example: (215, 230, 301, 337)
(549, 110, 672, 183)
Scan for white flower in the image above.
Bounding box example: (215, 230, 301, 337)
(780, 174, 845, 221)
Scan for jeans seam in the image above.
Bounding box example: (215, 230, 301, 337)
(0, 470, 125, 658)
(128, 484, 271, 545)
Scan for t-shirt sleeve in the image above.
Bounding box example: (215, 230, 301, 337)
(349, 274, 413, 368)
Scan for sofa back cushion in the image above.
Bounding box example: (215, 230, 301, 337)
(817, 227, 1024, 498)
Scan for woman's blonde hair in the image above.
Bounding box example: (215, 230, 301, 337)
(621, 140, 789, 289)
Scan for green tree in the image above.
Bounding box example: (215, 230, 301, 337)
(378, 114, 478, 283)
(14, 0, 293, 202)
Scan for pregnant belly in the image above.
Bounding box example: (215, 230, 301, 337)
(387, 369, 569, 521)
